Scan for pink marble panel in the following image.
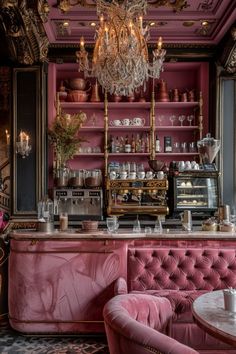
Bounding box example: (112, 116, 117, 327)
(9, 240, 127, 333)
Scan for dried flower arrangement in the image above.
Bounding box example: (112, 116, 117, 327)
(48, 110, 87, 167)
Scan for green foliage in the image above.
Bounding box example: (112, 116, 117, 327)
(48, 111, 87, 166)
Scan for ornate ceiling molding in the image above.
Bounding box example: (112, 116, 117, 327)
(219, 26, 236, 74)
(0, 0, 49, 64)
(55, 0, 189, 13)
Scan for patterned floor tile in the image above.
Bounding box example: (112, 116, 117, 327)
(0, 319, 109, 354)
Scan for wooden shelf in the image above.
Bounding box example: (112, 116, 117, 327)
(155, 126, 199, 130)
(80, 126, 104, 132)
(109, 126, 150, 131)
(108, 153, 150, 157)
(74, 153, 104, 157)
(60, 101, 199, 109)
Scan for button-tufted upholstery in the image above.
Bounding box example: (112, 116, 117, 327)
(128, 248, 236, 292)
(115, 247, 236, 353)
(103, 293, 199, 354)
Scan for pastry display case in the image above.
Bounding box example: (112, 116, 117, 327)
(168, 171, 220, 216)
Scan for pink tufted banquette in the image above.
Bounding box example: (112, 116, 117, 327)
(115, 247, 236, 353)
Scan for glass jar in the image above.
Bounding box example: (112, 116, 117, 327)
(38, 195, 54, 222)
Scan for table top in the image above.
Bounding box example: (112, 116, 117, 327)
(192, 290, 236, 347)
(8, 229, 236, 240)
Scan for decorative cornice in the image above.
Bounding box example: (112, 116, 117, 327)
(225, 45, 236, 74)
(0, 0, 49, 64)
(218, 25, 236, 74)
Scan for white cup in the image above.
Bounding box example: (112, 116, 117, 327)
(137, 171, 145, 179)
(157, 171, 164, 179)
(132, 117, 145, 126)
(122, 118, 132, 126)
(120, 171, 127, 179)
(109, 171, 117, 180)
(111, 119, 122, 126)
(129, 172, 136, 179)
(146, 171, 153, 179)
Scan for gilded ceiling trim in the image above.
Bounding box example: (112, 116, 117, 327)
(0, 0, 49, 64)
(56, 0, 189, 13)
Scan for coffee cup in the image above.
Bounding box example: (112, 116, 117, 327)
(128, 172, 136, 179)
(122, 118, 132, 126)
(110, 119, 122, 126)
(146, 171, 153, 179)
(137, 171, 145, 179)
(132, 117, 145, 126)
(109, 171, 117, 180)
(120, 171, 127, 179)
(157, 171, 164, 179)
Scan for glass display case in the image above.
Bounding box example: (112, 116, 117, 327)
(168, 171, 220, 216)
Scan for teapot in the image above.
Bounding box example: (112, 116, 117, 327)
(67, 78, 91, 91)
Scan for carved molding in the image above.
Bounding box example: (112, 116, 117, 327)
(0, 0, 49, 64)
(56, 0, 189, 12)
(226, 46, 236, 74)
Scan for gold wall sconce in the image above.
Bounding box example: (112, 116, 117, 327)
(16, 130, 31, 158)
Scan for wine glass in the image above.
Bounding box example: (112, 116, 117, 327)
(157, 115, 164, 126)
(178, 115, 186, 126)
(187, 115, 194, 126)
(169, 115, 177, 126)
(133, 215, 141, 233)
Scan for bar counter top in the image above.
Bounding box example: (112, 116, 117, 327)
(9, 229, 236, 240)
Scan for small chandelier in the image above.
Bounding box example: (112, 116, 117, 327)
(76, 0, 166, 96)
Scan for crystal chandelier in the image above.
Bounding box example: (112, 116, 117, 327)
(76, 0, 166, 96)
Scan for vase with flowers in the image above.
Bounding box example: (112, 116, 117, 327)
(48, 109, 87, 185)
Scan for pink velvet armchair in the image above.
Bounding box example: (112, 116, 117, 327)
(103, 293, 199, 354)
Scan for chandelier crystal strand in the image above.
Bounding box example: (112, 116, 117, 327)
(76, 0, 166, 96)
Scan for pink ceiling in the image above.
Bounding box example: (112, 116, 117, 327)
(44, 0, 236, 45)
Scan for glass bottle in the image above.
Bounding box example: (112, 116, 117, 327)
(155, 135, 161, 153)
(115, 136, 120, 153)
(145, 133, 150, 153)
(124, 135, 131, 153)
(131, 134, 136, 153)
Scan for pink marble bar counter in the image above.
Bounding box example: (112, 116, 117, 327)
(9, 229, 236, 240)
(8, 230, 236, 335)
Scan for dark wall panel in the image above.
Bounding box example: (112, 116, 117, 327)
(16, 71, 37, 212)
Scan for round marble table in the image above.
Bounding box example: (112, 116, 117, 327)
(192, 290, 236, 347)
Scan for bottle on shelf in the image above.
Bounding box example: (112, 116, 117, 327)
(115, 136, 120, 153)
(155, 135, 161, 153)
(145, 133, 150, 153)
(136, 134, 141, 153)
(110, 135, 116, 153)
(140, 134, 145, 153)
(164, 136, 172, 153)
(124, 135, 131, 153)
(131, 134, 136, 153)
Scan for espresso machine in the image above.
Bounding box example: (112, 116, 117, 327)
(53, 188, 103, 221)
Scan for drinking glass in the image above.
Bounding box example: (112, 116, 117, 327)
(169, 115, 177, 126)
(157, 115, 164, 126)
(106, 217, 117, 233)
(187, 115, 194, 126)
(154, 217, 163, 233)
(133, 215, 141, 233)
(178, 115, 186, 126)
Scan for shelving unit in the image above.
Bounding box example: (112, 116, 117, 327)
(48, 61, 209, 216)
